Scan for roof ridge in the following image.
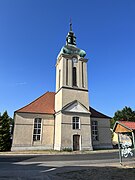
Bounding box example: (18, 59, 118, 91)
(113, 120, 135, 131)
(118, 120, 135, 123)
(90, 106, 111, 118)
(15, 91, 55, 113)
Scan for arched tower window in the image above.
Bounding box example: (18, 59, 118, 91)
(72, 67, 77, 86)
(82, 62, 84, 87)
(59, 69, 61, 89)
(66, 59, 68, 85)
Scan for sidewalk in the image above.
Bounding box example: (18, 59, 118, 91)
(0, 149, 119, 155)
(122, 160, 135, 168)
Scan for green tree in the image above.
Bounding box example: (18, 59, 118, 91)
(0, 111, 11, 151)
(111, 106, 135, 128)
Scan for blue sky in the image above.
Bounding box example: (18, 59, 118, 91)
(0, 0, 135, 117)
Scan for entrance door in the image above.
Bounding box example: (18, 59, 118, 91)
(73, 135, 80, 151)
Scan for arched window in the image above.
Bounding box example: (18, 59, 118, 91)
(72, 67, 77, 86)
(33, 118, 42, 141)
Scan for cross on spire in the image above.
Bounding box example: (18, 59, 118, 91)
(70, 18, 72, 31)
(66, 19, 76, 46)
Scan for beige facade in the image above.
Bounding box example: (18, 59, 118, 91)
(12, 113, 54, 151)
(61, 113, 92, 150)
(91, 117, 112, 149)
(55, 54, 88, 92)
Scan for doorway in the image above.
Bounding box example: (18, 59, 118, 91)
(73, 135, 80, 151)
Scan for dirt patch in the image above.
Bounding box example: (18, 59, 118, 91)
(56, 166, 135, 180)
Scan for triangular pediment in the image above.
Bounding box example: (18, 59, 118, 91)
(62, 100, 90, 114)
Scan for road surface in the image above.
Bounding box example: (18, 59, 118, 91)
(0, 151, 134, 180)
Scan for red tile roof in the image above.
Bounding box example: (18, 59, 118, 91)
(16, 91, 110, 119)
(118, 121, 135, 130)
(16, 92, 55, 114)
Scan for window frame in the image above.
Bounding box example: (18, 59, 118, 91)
(33, 118, 42, 141)
(72, 117, 80, 130)
(92, 121, 99, 141)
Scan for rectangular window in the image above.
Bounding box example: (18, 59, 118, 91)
(33, 118, 42, 141)
(72, 117, 80, 129)
(92, 121, 98, 141)
(66, 59, 68, 85)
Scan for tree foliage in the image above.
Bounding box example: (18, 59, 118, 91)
(0, 111, 12, 151)
(111, 106, 135, 128)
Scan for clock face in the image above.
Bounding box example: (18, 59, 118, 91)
(72, 57, 78, 63)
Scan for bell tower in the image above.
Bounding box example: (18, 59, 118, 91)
(54, 23, 93, 151)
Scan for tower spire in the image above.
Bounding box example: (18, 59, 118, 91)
(66, 19, 76, 46)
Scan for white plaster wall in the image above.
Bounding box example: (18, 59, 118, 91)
(55, 89, 62, 112)
(54, 113, 62, 150)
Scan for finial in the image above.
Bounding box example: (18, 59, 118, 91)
(70, 18, 72, 31)
(66, 18, 76, 46)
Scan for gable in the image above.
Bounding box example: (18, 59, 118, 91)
(113, 121, 135, 133)
(115, 124, 132, 133)
(62, 100, 90, 114)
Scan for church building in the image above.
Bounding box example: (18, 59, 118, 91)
(12, 24, 112, 151)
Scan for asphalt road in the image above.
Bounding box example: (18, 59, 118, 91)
(0, 151, 119, 162)
(0, 151, 134, 180)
